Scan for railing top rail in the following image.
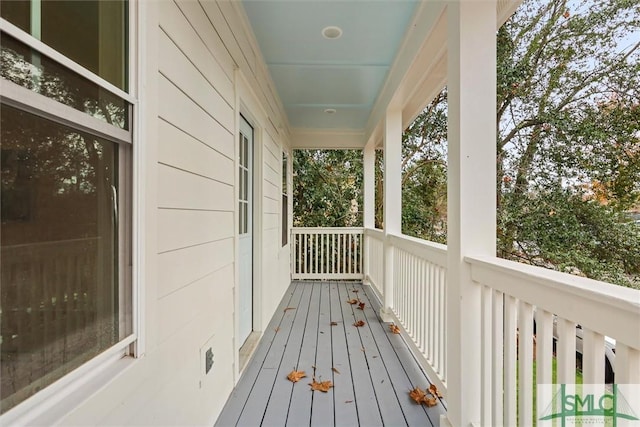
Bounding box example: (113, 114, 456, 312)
(292, 227, 364, 233)
(467, 255, 640, 349)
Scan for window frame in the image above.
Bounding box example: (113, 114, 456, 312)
(0, 1, 139, 422)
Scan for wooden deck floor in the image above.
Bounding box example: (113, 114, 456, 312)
(215, 281, 447, 427)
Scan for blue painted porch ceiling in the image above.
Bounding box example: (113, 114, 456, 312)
(242, 0, 419, 130)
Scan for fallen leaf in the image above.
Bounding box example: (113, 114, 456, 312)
(332, 367, 340, 374)
(284, 307, 296, 312)
(372, 355, 378, 358)
(345, 400, 353, 403)
(409, 387, 427, 404)
(563, 10, 570, 18)
(353, 320, 366, 327)
(390, 324, 401, 334)
(428, 384, 443, 398)
(330, 321, 338, 326)
(357, 302, 365, 310)
(346, 299, 359, 305)
(352, 289, 359, 293)
(309, 379, 333, 392)
(360, 347, 366, 352)
(275, 327, 280, 333)
(424, 396, 438, 407)
(287, 370, 306, 383)
(409, 387, 440, 407)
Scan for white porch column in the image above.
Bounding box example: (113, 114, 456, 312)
(363, 143, 375, 229)
(363, 142, 375, 285)
(446, 1, 496, 426)
(381, 108, 402, 321)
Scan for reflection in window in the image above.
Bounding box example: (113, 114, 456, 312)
(1, 0, 128, 91)
(0, 106, 126, 413)
(0, 33, 130, 129)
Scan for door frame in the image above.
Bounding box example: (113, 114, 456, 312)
(237, 114, 255, 345)
(234, 73, 265, 380)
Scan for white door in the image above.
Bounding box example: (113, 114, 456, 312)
(238, 117, 253, 345)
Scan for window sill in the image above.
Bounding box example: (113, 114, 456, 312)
(1, 336, 137, 426)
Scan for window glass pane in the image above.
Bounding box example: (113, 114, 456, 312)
(243, 203, 249, 234)
(0, 32, 130, 130)
(0, 1, 31, 34)
(243, 169, 249, 201)
(0, 105, 126, 413)
(1, 0, 128, 91)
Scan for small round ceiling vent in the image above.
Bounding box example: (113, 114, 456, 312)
(322, 26, 343, 40)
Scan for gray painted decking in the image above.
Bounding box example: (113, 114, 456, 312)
(215, 281, 447, 427)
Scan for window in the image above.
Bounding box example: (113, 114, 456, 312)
(0, 1, 132, 414)
(282, 152, 288, 246)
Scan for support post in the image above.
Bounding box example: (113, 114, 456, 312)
(381, 108, 402, 322)
(446, 1, 496, 426)
(363, 142, 375, 284)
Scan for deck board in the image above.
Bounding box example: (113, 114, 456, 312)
(215, 281, 446, 427)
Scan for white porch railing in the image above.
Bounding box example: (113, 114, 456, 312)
(291, 227, 363, 280)
(291, 227, 640, 425)
(389, 234, 448, 391)
(467, 255, 640, 426)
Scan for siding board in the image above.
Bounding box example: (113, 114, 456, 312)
(158, 75, 234, 160)
(158, 164, 234, 211)
(157, 209, 233, 253)
(157, 238, 234, 298)
(160, 0, 235, 87)
(158, 119, 234, 185)
(158, 29, 234, 133)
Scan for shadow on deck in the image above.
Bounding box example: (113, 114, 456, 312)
(215, 281, 446, 427)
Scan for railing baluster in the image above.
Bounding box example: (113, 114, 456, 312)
(556, 318, 577, 385)
(492, 290, 504, 427)
(504, 295, 517, 427)
(518, 301, 534, 427)
(481, 285, 493, 427)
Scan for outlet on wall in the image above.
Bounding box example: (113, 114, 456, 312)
(200, 334, 215, 387)
(205, 347, 214, 374)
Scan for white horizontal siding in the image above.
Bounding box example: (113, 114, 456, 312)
(157, 75, 234, 160)
(157, 238, 234, 298)
(158, 119, 234, 184)
(157, 165, 234, 211)
(157, 210, 233, 253)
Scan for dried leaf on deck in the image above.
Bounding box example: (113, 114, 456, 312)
(274, 327, 280, 333)
(428, 384, 443, 398)
(357, 302, 365, 310)
(409, 387, 427, 404)
(309, 379, 333, 392)
(331, 367, 340, 374)
(409, 387, 440, 407)
(287, 370, 306, 383)
(330, 321, 338, 326)
(345, 400, 353, 403)
(389, 324, 401, 334)
(284, 307, 296, 312)
(352, 289, 359, 293)
(353, 320, 366, 327)
(424, 396, 438, 407)
(347, 299, 359, 305)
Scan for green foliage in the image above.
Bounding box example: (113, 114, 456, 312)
(293, 150, 363, 227)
